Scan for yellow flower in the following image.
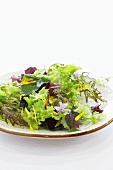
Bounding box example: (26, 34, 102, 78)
(44, 96, 53, 108)
(20, 78, 36, 85)
(78, 84, 90, 92)
(49, 96, 53, 104)
(75, 112, 84, 121)
(20, 94, 25, 100)
(29, 124, 34, 131)
(44, 98, 48, 108)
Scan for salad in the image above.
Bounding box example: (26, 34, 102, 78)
(0, 63, 109, 132)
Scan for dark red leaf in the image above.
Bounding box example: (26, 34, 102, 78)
(45, 118, 57, 130)
(65, 111, 82, 129)
(25, 67, 37, 74)
(11, 74, 24, 83)
(11, 66, 37, 83)
(44, 82, 60, 95)
(91, 105, 103, 113)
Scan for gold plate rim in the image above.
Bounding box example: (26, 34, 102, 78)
(0, 118, 113, 138)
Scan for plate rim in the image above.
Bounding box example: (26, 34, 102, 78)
(0, 118, 113, 138)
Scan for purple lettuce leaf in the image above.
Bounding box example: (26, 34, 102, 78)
(91, 105, 103, 113)
(25, 67, 37, 74)
(44, 82, 60, 95)
(65, 111, 82, 129)
(11, 74, 24, 83)
(11, 67, 37, 83)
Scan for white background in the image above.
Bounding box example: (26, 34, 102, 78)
(0, 0, 113, 170)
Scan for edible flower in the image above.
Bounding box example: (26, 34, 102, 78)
(20, 94, 25, 100)
(20, 78, 36, 85)
(44, 98, 49, 108)
(49, 96, 53, 104)
(75, 112, 84, 121)
(78, 84, 90, 91)
(54, 102, 68, 113)
(29, 124, 34, 131)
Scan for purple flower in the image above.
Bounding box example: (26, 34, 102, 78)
(54, 102, 68, 113)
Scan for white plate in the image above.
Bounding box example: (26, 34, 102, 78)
(0, 71, 113, 138)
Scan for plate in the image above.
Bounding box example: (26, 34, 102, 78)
(0, 71, 113, 138)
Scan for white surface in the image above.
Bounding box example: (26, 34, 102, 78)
(0, 0, 113, 170)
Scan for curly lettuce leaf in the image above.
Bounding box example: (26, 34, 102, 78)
(0, 82, 20, 103)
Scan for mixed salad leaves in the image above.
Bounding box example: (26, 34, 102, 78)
(0, 63, 108, 131)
